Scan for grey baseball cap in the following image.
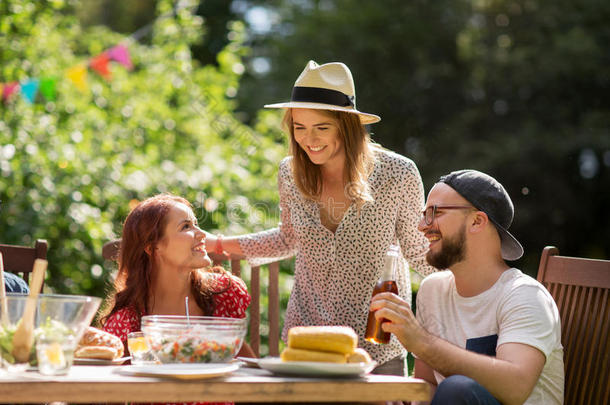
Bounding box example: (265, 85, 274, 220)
(439, 169, 524, 261)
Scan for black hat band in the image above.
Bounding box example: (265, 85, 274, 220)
(291, 86, 354, 107)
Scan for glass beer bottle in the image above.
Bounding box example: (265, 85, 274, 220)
(365, 245, 400, 344)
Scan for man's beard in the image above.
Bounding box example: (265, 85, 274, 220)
(426, 223, 467, 270)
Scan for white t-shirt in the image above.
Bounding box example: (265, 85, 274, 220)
(416, 268, 564, 404)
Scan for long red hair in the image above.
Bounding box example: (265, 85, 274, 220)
(100, 194, 228, 325)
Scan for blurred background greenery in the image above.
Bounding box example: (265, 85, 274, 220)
(1, 0, 608, 355)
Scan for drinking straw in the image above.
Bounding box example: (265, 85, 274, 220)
(185, 296, 190, 327)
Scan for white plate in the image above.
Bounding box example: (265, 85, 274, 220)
(236, 356, 262, 368)
(74, 356, 131, 366)
(258, 357, 377, 377)
(116, 363, 239, 380)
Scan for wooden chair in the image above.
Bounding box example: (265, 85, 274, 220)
(102, 239, 121, 261)
(0, 239, 48, 292)
(537, 246, 610, 405)
(210, 252, 281, 358)
(102, 239, 282, 357)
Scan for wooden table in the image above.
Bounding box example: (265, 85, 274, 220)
(0, 364, 431, 403)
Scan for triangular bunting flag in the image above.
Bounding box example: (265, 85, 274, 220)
(20, 79, 40, 103)
(106, 44, 133, 70)
(2, 82, 20, 102)
(39, 77, 57, 101)
(66, 64, 88, 92)
(3, 41, 136, 106)
(89, 53, 112, 79)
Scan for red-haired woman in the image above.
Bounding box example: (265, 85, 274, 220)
(100, 194, 253, 405)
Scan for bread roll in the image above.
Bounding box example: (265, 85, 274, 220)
(76, 327, 124, 359)
(280, 347, 347, 363)
(74, 345, 119, 360)
(287, 326, 357, 355)
(347, 348, 372, 363)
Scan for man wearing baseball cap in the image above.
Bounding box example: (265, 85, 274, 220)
(370, 170, 564, 404)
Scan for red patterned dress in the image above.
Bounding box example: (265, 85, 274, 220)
(103, 272, 251, 405)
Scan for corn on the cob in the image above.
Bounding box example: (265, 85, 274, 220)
(280, 347, 347, 363)
(346, 348, 372, 363)
(287, 326, 357, 354)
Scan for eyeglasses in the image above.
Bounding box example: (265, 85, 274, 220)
(421, 205, 476, 226)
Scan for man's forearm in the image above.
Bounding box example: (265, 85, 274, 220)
(413, 334, 539, 405)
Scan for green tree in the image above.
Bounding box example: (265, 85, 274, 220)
(75, 0, 239, 67)
(0, 0, 286, 297)
(433, 0, 610, 269)
(236, 0, 610, 269)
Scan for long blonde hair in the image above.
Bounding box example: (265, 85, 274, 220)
(283, 109, 376, 208)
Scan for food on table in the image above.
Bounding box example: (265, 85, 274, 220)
(346, 348, 372, 363)
(287, 326, 357, 354)
(148, 334, 241, 363)
(141, 315, 247, 364)
(36, 335, 77, 375)
(281, 347, 347, 363)
(74, 345, 120, 360)
(127, 336, 150, 356)
(44, 342, 65, 365)
(75, 326, 124, 360)
(128, 336, 148, 353)
(0, 318, 74, 366)
(281, 326, 372, 364)
(127, 331, 159, 365)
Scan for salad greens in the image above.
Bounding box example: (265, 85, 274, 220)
(150, 335, 240, 363)
(0, 318, 74, 365)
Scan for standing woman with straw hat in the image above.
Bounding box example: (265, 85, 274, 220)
(208, 61, 436, 375)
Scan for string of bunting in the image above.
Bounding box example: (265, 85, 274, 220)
(1, 44, 133, 105)
(1, 1, 193, 106)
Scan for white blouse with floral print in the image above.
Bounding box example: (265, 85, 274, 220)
(238, 148, 436, 365)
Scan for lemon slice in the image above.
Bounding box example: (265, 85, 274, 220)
(45, 342, 65, 366)
(128, 337, 149, 353)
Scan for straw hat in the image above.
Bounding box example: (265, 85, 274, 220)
(264, 60, 381, 124)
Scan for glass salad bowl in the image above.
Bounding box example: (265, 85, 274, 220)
(0, 293, 101, 374)
(141, 315, 247, 364)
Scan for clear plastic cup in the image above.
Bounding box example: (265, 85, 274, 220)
(36, 334, 77, 375)
(127, 331, 157, 365)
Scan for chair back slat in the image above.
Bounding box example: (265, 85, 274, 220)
(0, 239, 47, 292)
(249, 264, 261, 356)
(230, 258, 242, 278)
(217, 255, 281, 357)
(591, 289, 609, 404)
(551, 283, 566, 324)
(537, 246, 610, 405)
(267, 261, 280, 357)
(562, 285, 578, 361)
(599, 293, 610, 403)
(569, 287, 592, 403)
(581, 288, 607, 404)
(560, 284, 579, 392)
(242, 261, 281, 357)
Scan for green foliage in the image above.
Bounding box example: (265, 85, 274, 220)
(0, 0, 286, 296)
(3, 0, 609, 357)
(236, 0, 610, 269)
